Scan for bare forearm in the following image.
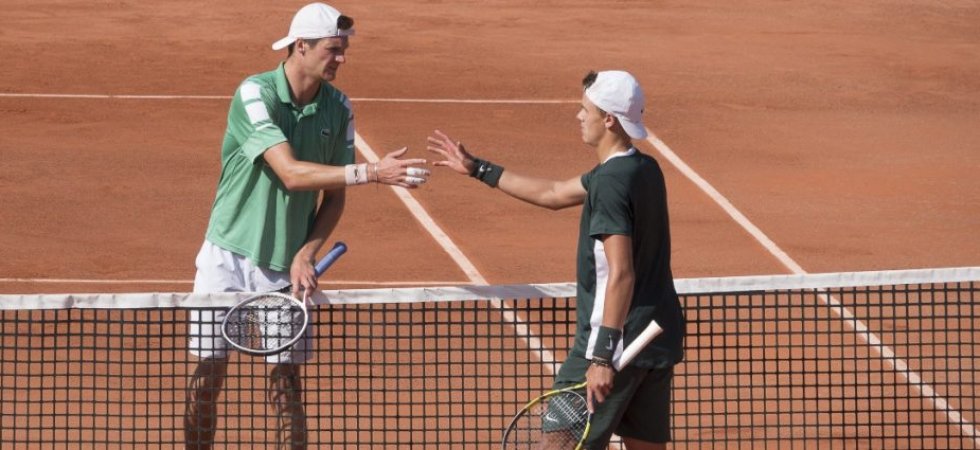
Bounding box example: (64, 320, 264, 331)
(599, 234, 635, 330)
(494, 171, 574, 210)
(426, 132, 584, 209)
(601, 269, 634, 329)
(277, 161, 348, 192)
(295, 190, 346, 263)
(266, 143, 429, 192)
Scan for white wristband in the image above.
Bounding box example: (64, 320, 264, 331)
(344, 163, 370, 185)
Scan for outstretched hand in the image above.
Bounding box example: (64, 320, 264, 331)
(427, 130, 476, 176)
(375, 147, 430, 188)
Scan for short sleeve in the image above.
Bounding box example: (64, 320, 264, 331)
(588, 173, 633, 238)
(234, 80, 288, 163)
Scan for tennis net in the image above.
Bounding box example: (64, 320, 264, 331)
(1, 267, 977, 449)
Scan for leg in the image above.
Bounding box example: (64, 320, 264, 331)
(269, 363, 307, 450)
(622, 437, 667, 450)
(615, 367, 674, 450)
(184, 357, 229, 450)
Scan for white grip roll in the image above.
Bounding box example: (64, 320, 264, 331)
(614, 320, 664, 370)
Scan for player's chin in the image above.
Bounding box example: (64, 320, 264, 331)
(322, 68, 339, 81)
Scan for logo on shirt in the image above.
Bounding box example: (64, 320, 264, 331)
(320, 128, 331, 138)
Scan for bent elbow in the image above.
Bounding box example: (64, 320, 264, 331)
(608, 268, 635, 286)
(541, 192, 574, 211)
(279, 175, 300, 191)
(546, 197, 579, 211)
(278, 171, 307, 192)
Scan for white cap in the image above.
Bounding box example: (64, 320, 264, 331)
(584, 70, 648, 139)
(271, 3, 355, 51)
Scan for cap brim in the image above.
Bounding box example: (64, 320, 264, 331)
(271, 36, 296, 51)
(618, 116, 648, 140)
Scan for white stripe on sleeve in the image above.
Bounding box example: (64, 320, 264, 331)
(244, 101, 271, 125)
(239, 82, 262, 102)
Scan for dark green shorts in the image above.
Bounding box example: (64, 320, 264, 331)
(553, 356, 674, 448)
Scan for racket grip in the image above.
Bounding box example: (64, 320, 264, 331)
(614, 320, 663, 371)
(315, 242, 348, 277)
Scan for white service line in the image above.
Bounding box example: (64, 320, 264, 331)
(0, 278, 460, 287)
(354, 132, 559, 373)
(352, 98, 577, 104)
(353, 133, 486, 284)
(644, 129, 805, 275)
(820, 290, 980, 448)
(6, 91, 974, 442)
(643, 127, 979, 447)
(0, 92, 576, 104)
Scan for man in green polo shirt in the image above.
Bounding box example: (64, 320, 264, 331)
(428, 70, 684, 449)
(184, 3, 430, 449)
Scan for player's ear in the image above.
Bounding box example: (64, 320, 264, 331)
(603, 113, 617, 130)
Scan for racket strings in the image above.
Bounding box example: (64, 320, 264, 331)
(225, 296, 304, 352)
(503, 391, 589, 449)
(542, 392, 588, 449)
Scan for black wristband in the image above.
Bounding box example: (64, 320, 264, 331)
(478, 161, 504, 187)
(591, 326, 622, 361)
(468, 158, 505, 188)
(468, 158, 486, 178)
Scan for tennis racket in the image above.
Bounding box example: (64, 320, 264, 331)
(501, 319, 664, 450)
(220, 241, 348, 356)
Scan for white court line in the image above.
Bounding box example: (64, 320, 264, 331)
(0, 278, 459, 287)
(643, 127, 980, 448)
(644, 131, 806, 275)
(5, 91, 974, 443)
(0, 92, 576, 104)
(0, 93, 230, 100)
(354, 132, 559, 374)
(353, 98, 577, 104)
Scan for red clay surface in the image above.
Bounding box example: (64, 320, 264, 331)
(1, 1, 978, 448)
(2, 1, 978, 293)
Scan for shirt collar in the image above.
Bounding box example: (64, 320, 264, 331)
(274, 62, 321, 115)
(273, 63, 293, 105)
(602, 146, 637, 164)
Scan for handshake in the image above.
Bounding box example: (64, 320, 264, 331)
(346, 130, 481, 190)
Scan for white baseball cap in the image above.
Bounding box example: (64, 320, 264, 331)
(271, 3, 355, 51)
(584, 70, 648, 140)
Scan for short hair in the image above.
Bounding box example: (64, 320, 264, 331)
(582, 71, 598, 90)
(581, 71, 605, 114)
(287, 14, 354, 57)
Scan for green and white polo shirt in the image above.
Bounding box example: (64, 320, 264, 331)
(571, 148, 685, 369)
(205, 63, 355, 272)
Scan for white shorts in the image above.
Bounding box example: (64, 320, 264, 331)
(189, 240, 314, 364)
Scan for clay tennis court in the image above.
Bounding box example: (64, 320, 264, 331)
(1, 0, 978, 448)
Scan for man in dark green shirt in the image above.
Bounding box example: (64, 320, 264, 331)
(428, 70, 684, 449)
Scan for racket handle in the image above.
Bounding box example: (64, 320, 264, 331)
(614, 320, 663, 371)
(315, 242, 348, 277)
